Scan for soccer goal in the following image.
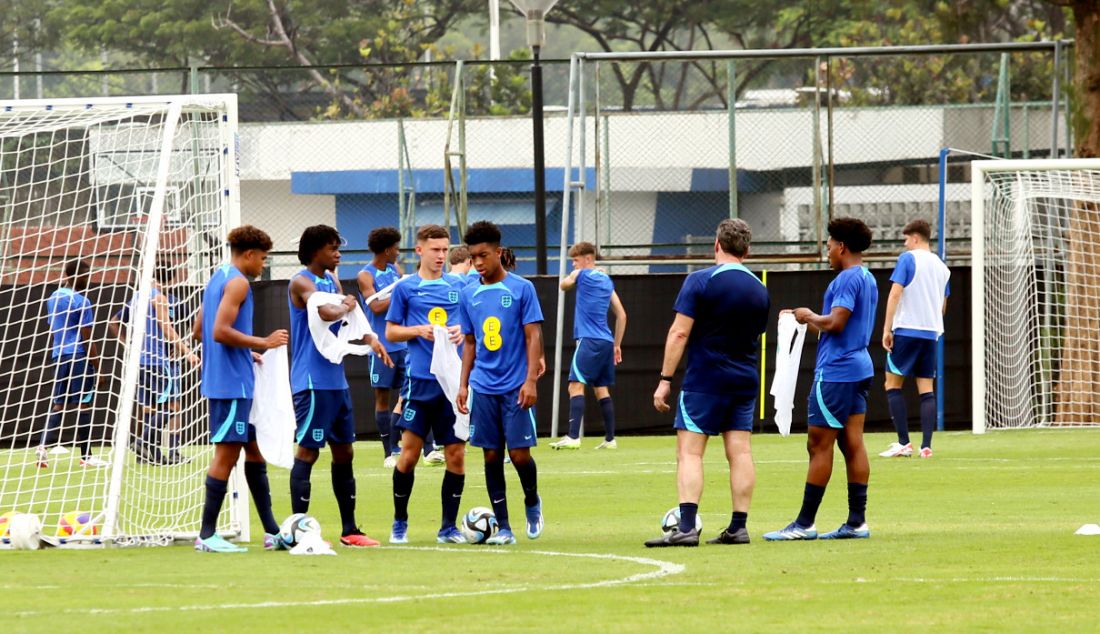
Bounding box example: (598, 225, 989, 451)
(972, 159, 1100, 433)
(0, 95, 246, 546)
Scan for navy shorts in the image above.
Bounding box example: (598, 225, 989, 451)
(469, 387, 537, 450)
(208, 398, 255, 444)
(370, 349, 408, 390)
(568, 338, 615, 387)
(674, 390, 755, 435)
(138, 364, 179, 407)
(293, 389, 356, 448)
(887, 334, 937, 379)
(395, 379, 462, 446)
(808, 379, 871, 429)
(52, 355, 94, 406)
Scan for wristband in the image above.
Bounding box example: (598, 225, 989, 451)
(659, 375, 673, 382)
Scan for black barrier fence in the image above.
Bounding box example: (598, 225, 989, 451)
(0, 267, 970, 446)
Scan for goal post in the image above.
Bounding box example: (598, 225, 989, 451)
(0, 94, 246, 546)
(971, 158, 1100, 433)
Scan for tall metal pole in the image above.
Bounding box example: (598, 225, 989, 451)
(532, 47, 548, 274)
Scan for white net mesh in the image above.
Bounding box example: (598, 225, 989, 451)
(979, 163, 1100, 429)
(0, 96, 241, 545)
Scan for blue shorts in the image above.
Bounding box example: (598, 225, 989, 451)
(468, 387, 537, 451)
(52, 355, 94, 406)
(138, 364, 179, 407)
(208, 398, 256, 444)
(294, 389, 356, 448)
(887, 334, 937, 379)
(395, 379, 462, 446)
(674, 390, 755, 435)
(808, 379, 871, 429)
(370, 349, 408, 390)
(568, 338, 615, 387)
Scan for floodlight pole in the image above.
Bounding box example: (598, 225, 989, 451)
(532, 46, 548, 274)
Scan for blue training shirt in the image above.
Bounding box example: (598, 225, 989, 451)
(815, 265, 879, 382)
(387, 273, 464, 387)
(46, 287, 94, 359)
(117, 288, 171, 367)
(361, 262, 407, 354)
(201, 264, 255, 399)
(573, 268, 614, 342)
(289, 270, 349, 392)
(458, 272, 544, 395)
(673, 263, 770, 396)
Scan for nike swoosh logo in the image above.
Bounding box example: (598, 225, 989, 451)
(451, 494, 462, 498)
(299, 497, 310, 502)
(524, 435, 532, 440)
(492, 498, 505, 504)
(395, 494, 408, 498)
(473, 301, 482, 306)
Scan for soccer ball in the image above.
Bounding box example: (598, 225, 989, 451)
(279, 513, 321, 548)
(460, 507, 498, 544)
(661, 507, 703, 534)
(0, 511, 14, 543)
(57, 511, 99, 538)
(9, 513, 43, 550)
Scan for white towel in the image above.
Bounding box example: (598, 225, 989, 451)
(250, 346, 295, 468)
(363, 279, 399, 306)
(306, 291, 377, 364)
(429, 324, 470, 441)
(770, 312, 807, 437)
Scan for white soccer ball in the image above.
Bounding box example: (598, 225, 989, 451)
(279, 513, 321, 548)
(661, 507, 703, 534)
(9, 513, 43, 550)
(460, 507, 498, 544)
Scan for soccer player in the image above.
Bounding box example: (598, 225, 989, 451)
(289, 225, 389, 548)
(764, 217, 878, 542)
(456, 221, 545, 545)
(109, 262, 200, 465)
(879, 219, 950, 459)
(193, 225, 288, 553)
(550, 241, 627, 450)
(644, 219, 769, 547)
(384, 224, 469, 544)
(37, 259, 106, 469)
(358, 226, 408, 468)
(447, 245, 473, 281)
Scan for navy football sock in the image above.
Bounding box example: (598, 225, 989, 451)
(484, 456, 509, 530)
(847, 482, 868, 527)
(76, 410, 93, 459)
(728, 511, 748, 533)
(376, 410, 393, 456)
(244, 461, 280, 535)
(199, 475, 228, 540)
(678, 502, 699, 533)
(440, 470, 465, 529)
(920, 392, 936, 450)
(513, 458, 539, 507)
(796, 483, 826, 528)
(290, 459, 314, 514)
(598, 397, 616, 441)
(567, 395, 584, 439)
(40, 410, 63, 447)
(331, 461, 358, 535)
(423, 430, 436, 457)
(392, 466, 415, 522)
(886, 388, 909, 445)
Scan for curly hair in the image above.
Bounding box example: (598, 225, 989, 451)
(716, 218, 752, 257)
(298, 224, 342, 265)
(228, 225, 273, 254)
(500, 247, 517, 271)
(828, 217, 873, 254)
(464, 220, 501, 247)
(368, 227, 401, 254)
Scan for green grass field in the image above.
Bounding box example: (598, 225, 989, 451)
(4, 430, 1100, 632)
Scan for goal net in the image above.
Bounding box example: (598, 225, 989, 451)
(972, 159, 1100, 432)
(0, 95, 246, 546)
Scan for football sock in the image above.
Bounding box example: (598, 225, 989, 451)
(168, 431, 181, 452)
(796, 482, 826, 527)
(484, 455, 509, 530)
(290, 459, 314, 514)
(440, 470, 465, 529)
(847, 482, 868, 528)
(513, 458, 539, 507)
(886, 388, 909, 446)
(392, 466, 415, 521)
(920, 392, 936, 450)
(599, 397, 616, 441)
(40, 410, 63, 446)
(199, 475, 228, 540)
(423, 430, 435, 457)
(728, 511, 748, 533)
(331, 461, 358, 535)
(678, 502, 699, 533)
(376, 410, 392, 456)
(76, 410, 93, 459)
(141, 411, 160, 447)
(244, 461, 280, 534)
(567, 395, 584, 439)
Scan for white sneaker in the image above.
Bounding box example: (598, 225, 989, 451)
(383, 454, 398, 469)
(594, 439, 617, 450)
(35, 446, 48, 469)
(423, 450, 445, 465)
(878, 442, 913, 458)
(549, 436, 581, 450)
(80, 456, 110, 468)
